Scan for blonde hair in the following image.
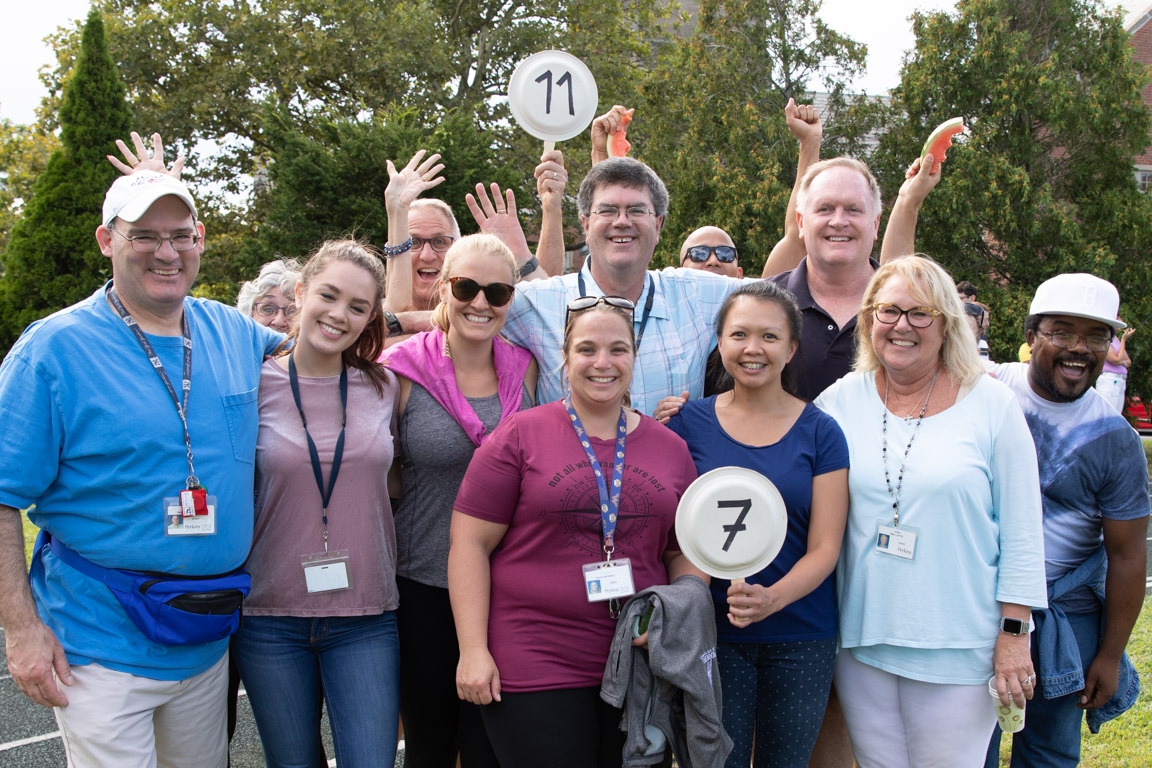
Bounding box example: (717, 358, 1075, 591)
(431, 234, 518, 332)
(853, 255, 985, 387)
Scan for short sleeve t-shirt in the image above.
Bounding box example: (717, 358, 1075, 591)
(990, 363, 1150, 609)
(454, 401, 698, 692)
(668, 399, 849, 643)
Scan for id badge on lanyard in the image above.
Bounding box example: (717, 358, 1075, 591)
(564, 398, 635, 617)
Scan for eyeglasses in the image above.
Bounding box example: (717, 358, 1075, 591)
(1035, 329, 1111, 353)
(872, 303, 941, 328)
(448, 277, 514, 307)
(565, 295, 636, 325)
(110, 227, 201, 253)
(253, 301, 297, 319)
(683, 245, 737, 264)
(962, 302, 985, 319)
(590, 205, 656, 221)
(411, 236, 455, 253)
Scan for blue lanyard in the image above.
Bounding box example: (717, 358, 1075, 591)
(289, 354, 348, 551)
(577, 269, 654, 351)
(562, 396, 628, 558)
(107, 285, 199, 489)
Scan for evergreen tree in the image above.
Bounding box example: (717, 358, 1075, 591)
(0, 8, 133, 357)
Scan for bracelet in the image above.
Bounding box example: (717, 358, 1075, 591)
(384, 311, 404, 337)
(382, 238, 413, 259)
(518, 256, 540, 279)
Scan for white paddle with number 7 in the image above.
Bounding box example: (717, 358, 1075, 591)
(675, 466, 789, 586)
(507, 50, 599, 155)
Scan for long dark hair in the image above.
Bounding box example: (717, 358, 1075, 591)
(712, 281, 803, 397)
(276, 238, 390, 396)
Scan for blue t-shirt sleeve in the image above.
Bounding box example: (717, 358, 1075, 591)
(812, 408, 850, 476)
(0, 353, 62, 510)
(1097, 426, 1151, 521)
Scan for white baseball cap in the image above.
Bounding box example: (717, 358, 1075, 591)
(1029, 273, 1125, 330)
(102, 171, 197, 228)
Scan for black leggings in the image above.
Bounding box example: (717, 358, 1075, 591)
(480, 687, 626, 768)
(396, 576, 498, 768)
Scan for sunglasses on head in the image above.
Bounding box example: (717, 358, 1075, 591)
(565, 295, 636, 324)
(447, 277, 515, 307)
(962, 302, 985, 319)
(683, 245, 737, 264)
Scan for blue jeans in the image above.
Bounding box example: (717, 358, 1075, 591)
(984, 609, 1099, 768)
(717, 638, 837, 768)
(233, 613, 400, 768)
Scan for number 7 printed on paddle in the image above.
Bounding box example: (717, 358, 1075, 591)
(718, 499, 752, 552)
(675, 467, 789, 580)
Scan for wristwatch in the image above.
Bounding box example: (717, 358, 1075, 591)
(384, 311, 404, 338)
(999, 617, 1030, 635)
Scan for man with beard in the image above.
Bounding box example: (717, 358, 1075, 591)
(985, 273, 1148, 767)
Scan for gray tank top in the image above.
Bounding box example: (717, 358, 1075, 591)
(395, 381, 533, 587)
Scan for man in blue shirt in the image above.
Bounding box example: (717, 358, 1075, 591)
(985, 274, 1149, 767)
(0, 163, 279, 767)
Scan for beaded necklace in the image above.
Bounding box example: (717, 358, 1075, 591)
(881, 369, 939, 527)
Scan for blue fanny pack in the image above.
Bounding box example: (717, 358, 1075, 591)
(34, 530, 249, 647)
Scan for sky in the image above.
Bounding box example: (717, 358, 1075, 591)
(0, 0, 964, 127)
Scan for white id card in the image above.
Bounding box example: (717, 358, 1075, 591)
(582, 559, 635, 602)
(302, 551, 353, 593)
(163, 496, 218, 536)
(875, 523, 918, 560)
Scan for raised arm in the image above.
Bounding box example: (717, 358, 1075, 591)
(383, 150, 445, 313)
(0, 506, 72, 707)
(533, 149, 569, 277)
(879, 154, 942, 264)
(108, 131, 185, 178)
(590, 105, 633, 166)
(466, 183, 547, 281)
(762, 98, 823, 277)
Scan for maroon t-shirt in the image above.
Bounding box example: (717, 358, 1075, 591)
(454, 401, 697, 692)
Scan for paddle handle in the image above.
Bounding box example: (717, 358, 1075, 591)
(543, 140, 556, 153)
(731, 577, 745, 586)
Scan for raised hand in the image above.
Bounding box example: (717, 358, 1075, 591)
(385, 150, 446, 210)
(108, 132, 185, 178)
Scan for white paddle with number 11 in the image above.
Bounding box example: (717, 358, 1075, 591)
(508, 50, 599, 154)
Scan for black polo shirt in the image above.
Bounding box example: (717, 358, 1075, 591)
(768, 257, 878, 401)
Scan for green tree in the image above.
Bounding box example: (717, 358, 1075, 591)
(871, 0, 1152, 393)
(0, 121, 59, 257)
(0, 9, 133, 357)
(638, 0, 875, 275)
(224, 105, 521, 296)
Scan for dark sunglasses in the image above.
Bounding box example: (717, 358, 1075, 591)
(448, 277, 515, 307)
(683, 245, 737, 264)
(962, 302, 985, 319)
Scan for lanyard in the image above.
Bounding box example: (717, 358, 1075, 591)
(289, 354, 348, 551)
(107, 285, 199, 489)
(577, 269, 655, 351)
(562, 397, 628, 557)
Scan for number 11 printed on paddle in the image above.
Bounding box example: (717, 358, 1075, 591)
(508, 50, 600, 154)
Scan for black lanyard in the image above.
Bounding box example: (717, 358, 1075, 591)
(288, 355, 348, 551)
(107, 285, 199, 489)
(577, 269, 655, 351)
